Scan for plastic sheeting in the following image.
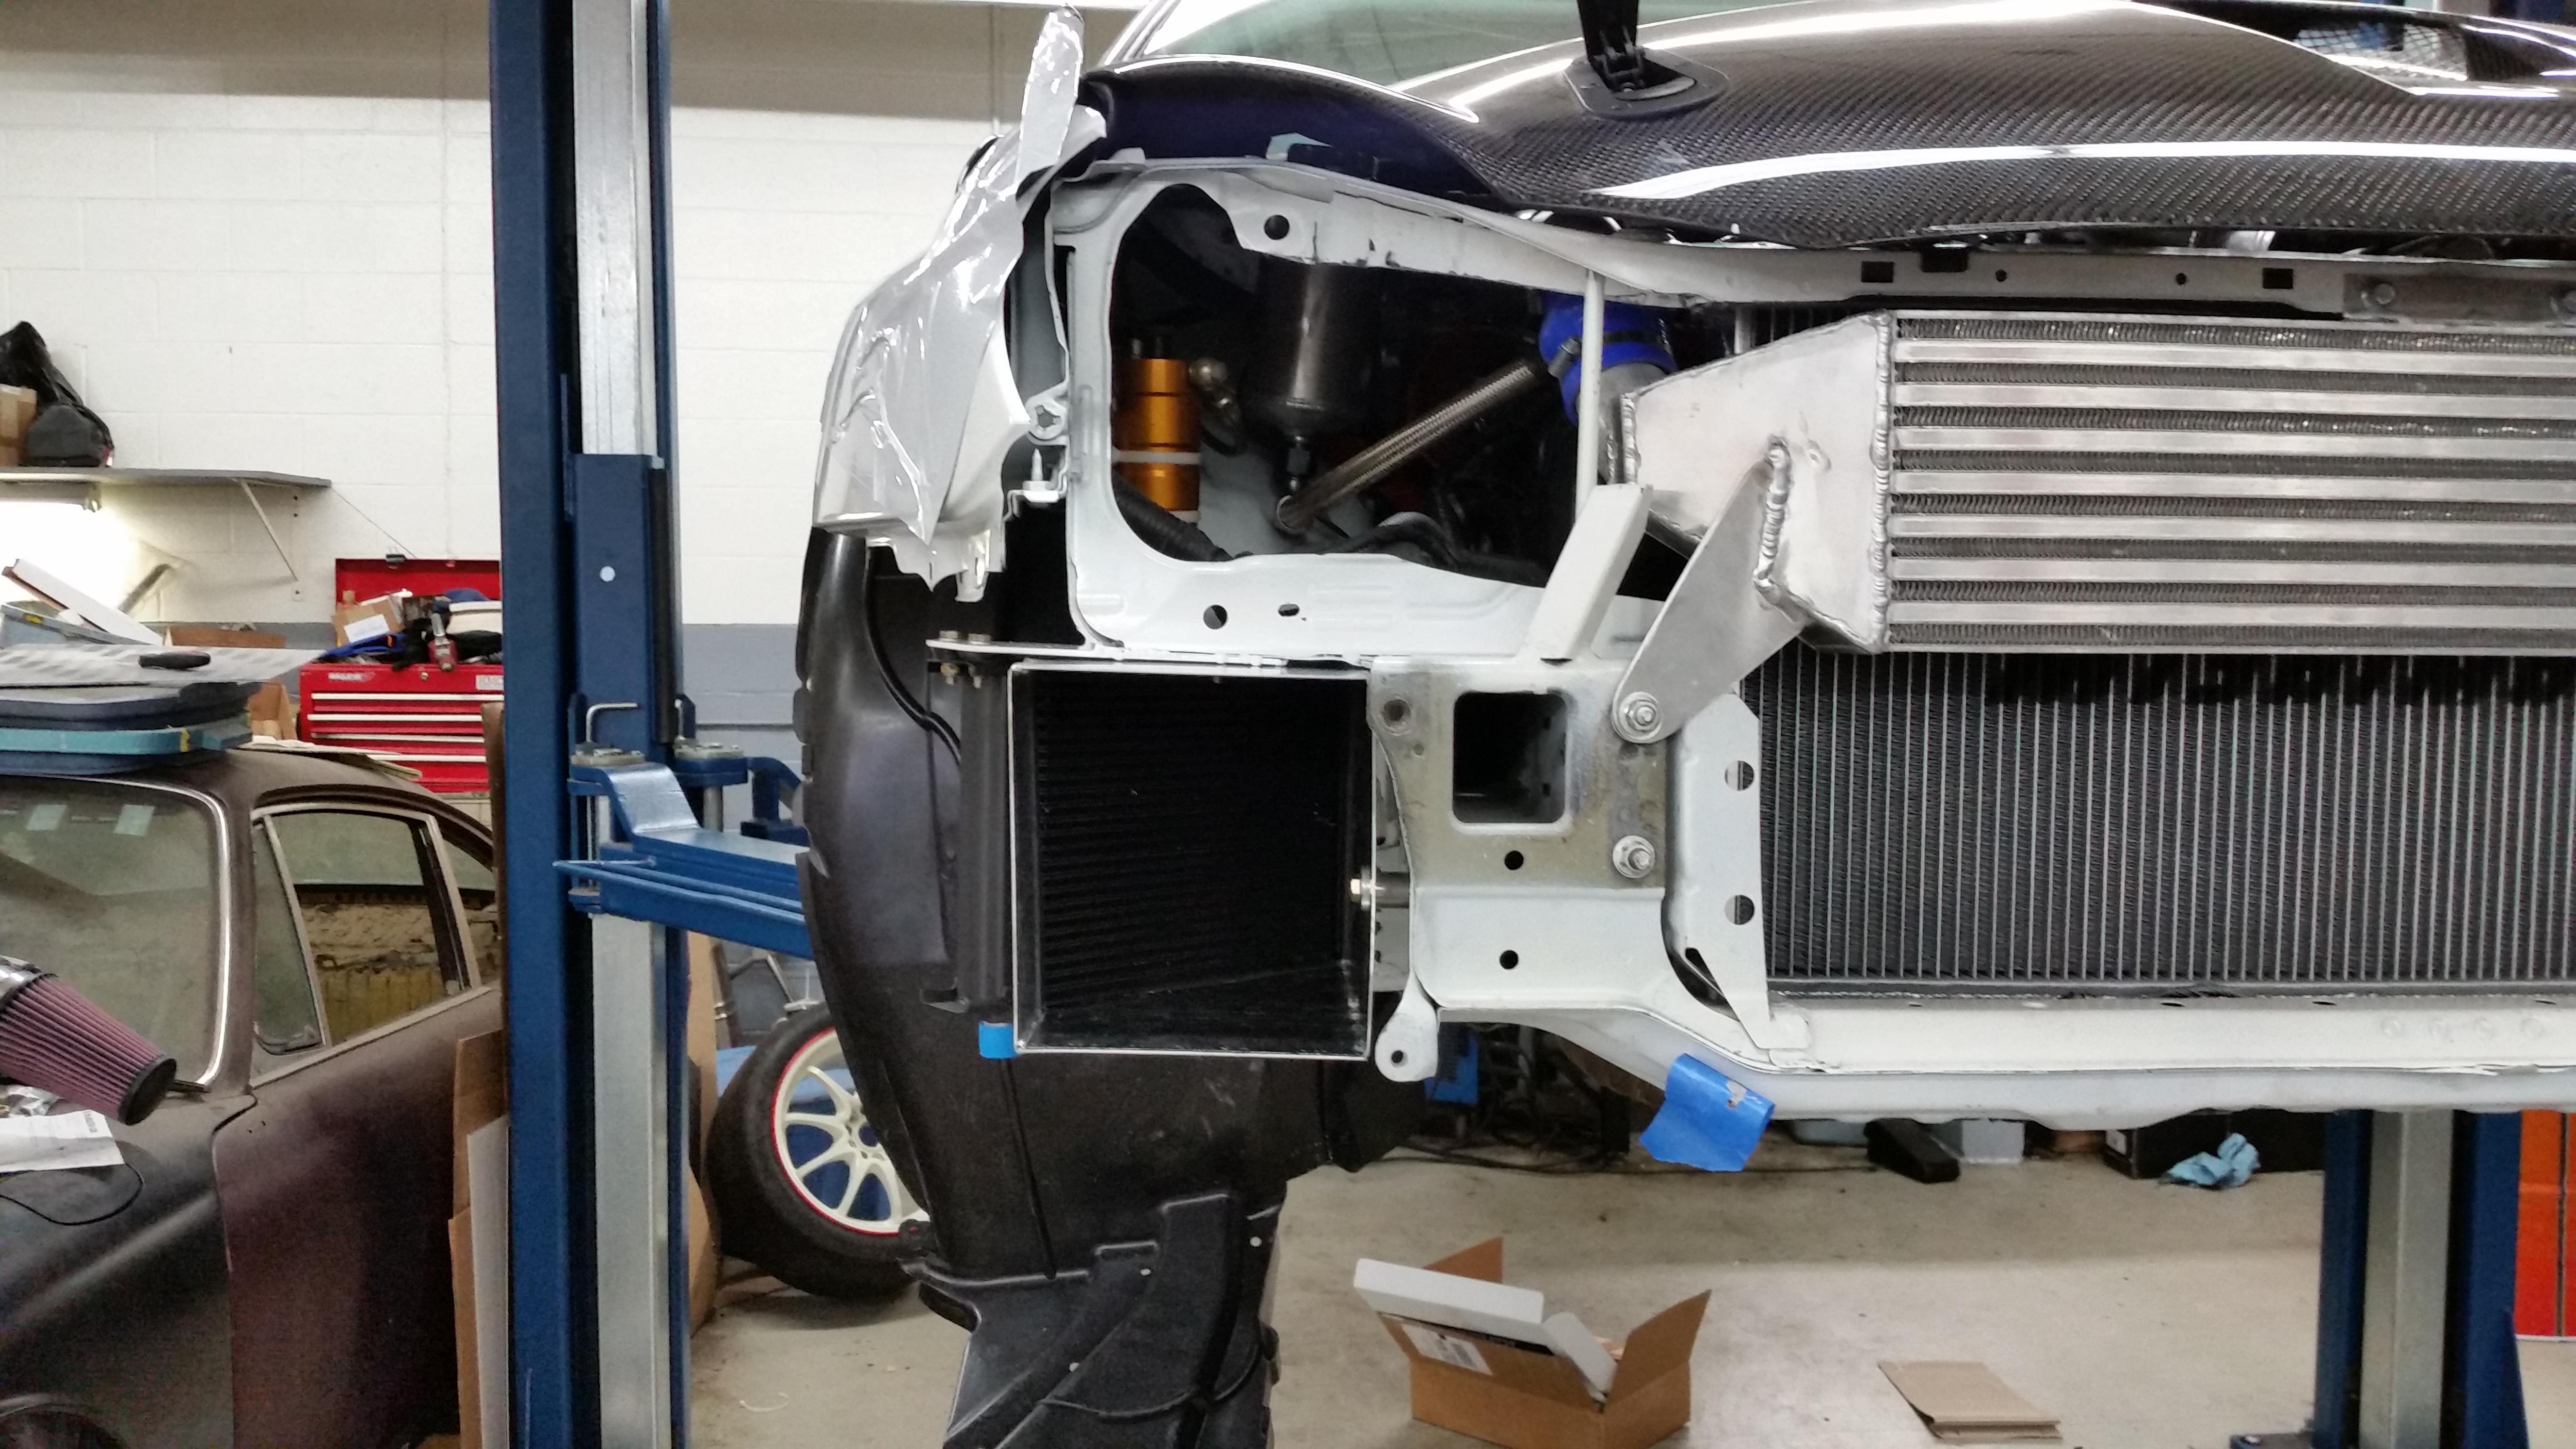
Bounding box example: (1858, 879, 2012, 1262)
(811, 5, 1098, 598)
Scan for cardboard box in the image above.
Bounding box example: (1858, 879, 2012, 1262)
(1879, 1360, 2061, 1442)
(245, 681, 292, 739)
(0, 384, 36, 466)
(333, 589, 411, 646)
(1370, 1240, 1707, 1449)
(449, 1031, 509, 1449)
(685, 934, 723, 1329)
(164, 624, 288, 649)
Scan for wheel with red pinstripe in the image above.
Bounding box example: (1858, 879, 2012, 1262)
(706, 1008, 922, 1299)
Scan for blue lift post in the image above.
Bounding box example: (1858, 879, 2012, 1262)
(490, 0, 686, 1439)
(2242, 1111, 2531, 1449)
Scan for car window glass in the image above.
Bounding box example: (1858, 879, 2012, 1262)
(268, 809, 459, 1042)
(0, 777, 218, 1079)
(249, 826, 323, 1066)
(440, 822, 501, 986)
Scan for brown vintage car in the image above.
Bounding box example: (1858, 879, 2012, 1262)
(0, 747, 501, 1449)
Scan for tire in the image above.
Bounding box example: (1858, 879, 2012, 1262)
(706, 1008, 921, 1299)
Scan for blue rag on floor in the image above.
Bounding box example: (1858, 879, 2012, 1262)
(2166, 1131, 2259, 1188)
(1638, 1055, 1774, 1172)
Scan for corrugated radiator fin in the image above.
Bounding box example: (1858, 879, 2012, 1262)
(1011, 667, 1372, 1056)
(1886, 312, 2576, 651)
(1745, 645, 2576, 990)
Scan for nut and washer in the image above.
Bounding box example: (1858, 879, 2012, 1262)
(1610, 834, 1658, 880)
(2360, 280, 2399, 310)
(1615, 692, 1662, 740)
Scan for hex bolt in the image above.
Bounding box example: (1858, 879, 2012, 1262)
(1616, 692, 1662, 739)
(1611, 834, 1658, 879)
(2362, 280, 2398, 310)
(2556, 288, 2576, 321)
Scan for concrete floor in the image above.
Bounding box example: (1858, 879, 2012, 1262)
(694, 1147, 2576, 1449)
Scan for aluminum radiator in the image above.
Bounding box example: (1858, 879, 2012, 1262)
(1629, 309, 2576, 655)
(1745, 646, 2576, 991)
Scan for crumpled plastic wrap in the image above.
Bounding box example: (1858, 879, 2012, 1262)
(811, 5, 1096, 597)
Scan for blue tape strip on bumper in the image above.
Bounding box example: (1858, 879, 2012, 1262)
(1638, 1055, 1774, 1172)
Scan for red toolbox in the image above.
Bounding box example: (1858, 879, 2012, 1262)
(2519, 1111, 2573, 1338)
(298, 660, 503, 794)
(299, 558, 503, 795)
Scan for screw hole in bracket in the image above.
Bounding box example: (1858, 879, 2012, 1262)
(1263, 214, 1291, 240)
(1503, 850, 1524, 870)
(1380, 698, 1411, 729)
(1202, 605, 1227, 628)
(1498, 950, 1519, 969)
(1724, 895, 1755, 925)
(1725, 759, 1755, 790)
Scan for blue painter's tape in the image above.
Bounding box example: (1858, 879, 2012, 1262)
(1638, 1055, 1774, 1172)
(977, 1021, 1018, 1060)
(1426, 1025, 1481, 1105)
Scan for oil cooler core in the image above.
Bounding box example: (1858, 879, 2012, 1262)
(1009, 665, 1374, 1057)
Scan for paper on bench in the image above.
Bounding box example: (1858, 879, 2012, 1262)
(0, 1110, 122, 1173)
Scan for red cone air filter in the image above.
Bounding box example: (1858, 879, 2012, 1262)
(0, 960, 178, 1125)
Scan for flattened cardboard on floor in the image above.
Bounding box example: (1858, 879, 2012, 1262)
(1373, 1238, 1709, 1449)
(1879, 1361, 2062, 1443)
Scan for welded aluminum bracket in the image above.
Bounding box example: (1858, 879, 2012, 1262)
(1612, 450, 1802, 743)
(1667, 697, 1805, 1050)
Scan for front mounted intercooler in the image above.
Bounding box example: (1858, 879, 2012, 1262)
(1618, 309, 2576, 995)
(1620, 310, 2576, 736)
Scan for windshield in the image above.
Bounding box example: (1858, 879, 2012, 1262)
(0, 777, 221, 1080)
(1123, 0, 1771, 87)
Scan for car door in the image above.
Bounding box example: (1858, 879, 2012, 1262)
(210, 796, 503, 1449)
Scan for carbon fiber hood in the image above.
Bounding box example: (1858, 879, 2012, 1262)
(1090, 0, 2576, 246)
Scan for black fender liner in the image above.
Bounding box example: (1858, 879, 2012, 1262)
(796, 520, 1414, 1447)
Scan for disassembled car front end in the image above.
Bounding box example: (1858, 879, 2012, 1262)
(795, 0, 2576, 1438)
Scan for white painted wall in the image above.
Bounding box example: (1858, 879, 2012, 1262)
(0, 0, 1095, 626)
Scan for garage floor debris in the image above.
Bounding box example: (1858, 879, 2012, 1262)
(694, 1150, 2576, 1449)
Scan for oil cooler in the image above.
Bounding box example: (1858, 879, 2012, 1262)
(1008, 664, 1374, 1057)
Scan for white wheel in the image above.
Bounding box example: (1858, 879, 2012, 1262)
(768, 1026, 926, 1236)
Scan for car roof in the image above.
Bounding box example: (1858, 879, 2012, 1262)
(2, 749, 488, 839)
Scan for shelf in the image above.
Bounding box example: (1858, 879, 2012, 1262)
(0, 467, 330, 490)
(0, 468, 331, 581)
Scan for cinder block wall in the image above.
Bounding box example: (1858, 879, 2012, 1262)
(0, 0, 1099, 627)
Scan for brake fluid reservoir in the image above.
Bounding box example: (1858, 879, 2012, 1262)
(1113, 354, 1203, 520)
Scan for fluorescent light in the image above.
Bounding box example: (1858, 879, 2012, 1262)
(0, 500, 149, 610)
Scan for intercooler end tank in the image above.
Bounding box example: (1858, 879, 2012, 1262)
(1113, 354, 1203, 520)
